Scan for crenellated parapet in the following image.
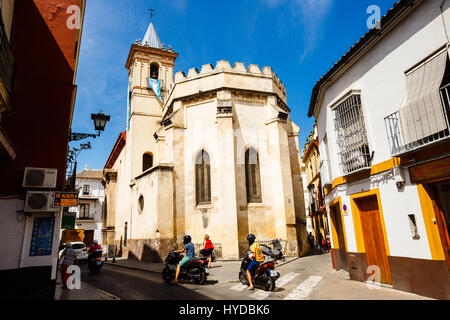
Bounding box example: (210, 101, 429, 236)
(165, 61, 287, 107)
(170, 61, 286, 93)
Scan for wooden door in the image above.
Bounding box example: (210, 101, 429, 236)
(84, 230, 94, 247)
(356, 196, 392, 284)
(429, 181, 450, 271)
(331, 204, 348, 271)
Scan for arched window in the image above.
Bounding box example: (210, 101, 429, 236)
(195, 150, 211, 205)
(143, 153, 153, 172)
(150, 62, 159, 79)
(245, 148, 262, 203)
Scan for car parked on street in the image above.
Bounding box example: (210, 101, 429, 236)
(58, 242, 89, 263)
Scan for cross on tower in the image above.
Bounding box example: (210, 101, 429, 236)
(148, 8, 156, 21)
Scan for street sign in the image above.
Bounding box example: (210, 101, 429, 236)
(54, 192, 78, 207)
(61, 212, 76, 229)
(343, 204, 349, 216)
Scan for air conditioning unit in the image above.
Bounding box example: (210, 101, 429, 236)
(23, 167, 57, 189)
(24, 191, 59, 213)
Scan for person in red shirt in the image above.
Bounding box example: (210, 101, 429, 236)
(88, 240, 102, 267)
(201, 234, 214, 268)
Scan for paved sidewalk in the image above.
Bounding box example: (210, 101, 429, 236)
(55, 267, 120, 300)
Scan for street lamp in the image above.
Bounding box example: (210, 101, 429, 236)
(69, 112, 111, 142)
(91, 112, 111, 134)
(65, 112, 111, 191)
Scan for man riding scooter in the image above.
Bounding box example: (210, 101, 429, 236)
(246, 234, 265, 290)
(173, 235, 195, 283)
(88, 240, 102, 268)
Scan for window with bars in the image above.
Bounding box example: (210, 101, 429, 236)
(333, 94, 371, 175)
(245, 148, 262, 203)
(195, 150, 211, 205)
(79, 203, 91, 219)
(82, 184, 90, 195)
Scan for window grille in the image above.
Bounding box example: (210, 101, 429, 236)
(245, 148, 262, 203)
(333, 94, 371, 175)
(195, 150, 211, 205)
(82, 184, 90, 195)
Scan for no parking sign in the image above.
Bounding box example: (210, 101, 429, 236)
(343, 204, 349, 216)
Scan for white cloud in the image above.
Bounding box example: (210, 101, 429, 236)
(263, 0, 334, 62)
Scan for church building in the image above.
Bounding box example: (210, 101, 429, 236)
(103, 20, 307, 260)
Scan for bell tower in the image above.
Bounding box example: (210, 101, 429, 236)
(125, 18, 178, 179)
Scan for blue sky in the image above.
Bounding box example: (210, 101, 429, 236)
(71, 0, 398, 170)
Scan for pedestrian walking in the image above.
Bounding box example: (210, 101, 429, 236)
(307, 232, 315, 255)
(318, 233, 324, 254)
(60, 243, 78, 289)
(326, 234, 331, 253)
(200, 234, 214, 268)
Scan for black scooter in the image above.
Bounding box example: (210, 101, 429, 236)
(239, 250, 280, 291)
(162, 251, 209, 285)
(88, 249, 103, 274)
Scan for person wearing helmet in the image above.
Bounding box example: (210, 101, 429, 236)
(246, 234, 265, 290)
(174, 235, 195, 283)
(88, 240, 102, 268)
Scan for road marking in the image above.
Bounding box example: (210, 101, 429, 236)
(251, 290, 270, 300)
(230, 284, 248, 291)
(276, 272, 300, 287)
(283, 275, 322, 300)
(96, 289, 120, 300)
(249, 273, 300, 300)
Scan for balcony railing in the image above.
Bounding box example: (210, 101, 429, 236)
(0, 14, 14, 109)
(384, 84, 450, 156)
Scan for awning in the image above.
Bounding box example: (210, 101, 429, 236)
(0, 126, 15, 160)
(399, 49, 448, 145)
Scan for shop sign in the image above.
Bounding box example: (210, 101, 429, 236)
(409, 157, 450, 183)
(54, 192, 79, 207)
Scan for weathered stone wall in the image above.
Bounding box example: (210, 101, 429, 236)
(114, 238, 175, 262)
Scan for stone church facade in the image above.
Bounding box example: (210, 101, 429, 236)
(103, 21, 307, 260)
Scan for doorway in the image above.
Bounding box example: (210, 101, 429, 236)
(330, 204, 348, 271)
(428, 180, 450, 271)
(84, 230, 94, 247)
(355, 195, 391, 284)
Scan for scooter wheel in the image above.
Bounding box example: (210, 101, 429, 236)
(265, 277, 275, 291)
(162, 267, 173, 283)
(239, 272, 249, 285)
(194, 270, 207, 285)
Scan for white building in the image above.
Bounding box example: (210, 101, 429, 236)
(102, 20, 307, 261)
(71, 168, 104, 246)
(308, 0, 450, 299)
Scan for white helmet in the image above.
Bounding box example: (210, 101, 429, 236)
(93, 240, 98, 245)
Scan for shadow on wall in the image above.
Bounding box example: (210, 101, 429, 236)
(142, 244, 163, 263)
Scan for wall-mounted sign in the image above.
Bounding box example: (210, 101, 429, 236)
(409, 156, 450, 184)
(61, 211, 76, 230)
(30, 217, 55, 256)
(54, 192, 79, 207)
(343, 204, 349, 216)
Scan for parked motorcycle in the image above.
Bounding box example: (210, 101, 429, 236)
(162, 251, 209, 285)
(239, 250, 280, 291)
(261, 240, 284, 261)
(88, 249, 103, 274)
